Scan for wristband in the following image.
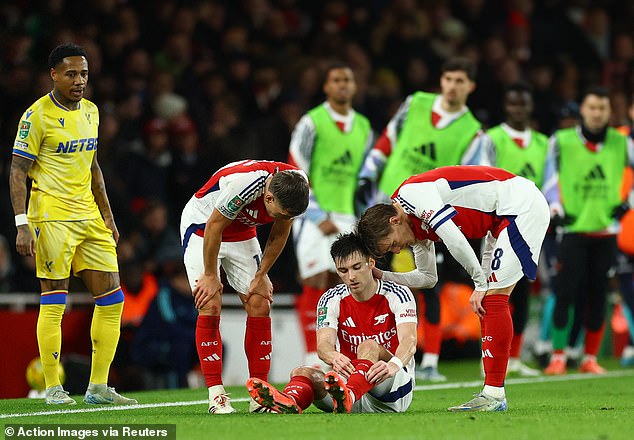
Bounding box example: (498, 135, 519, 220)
(15, 214, 28, 227)
(388, 356, 404, 370)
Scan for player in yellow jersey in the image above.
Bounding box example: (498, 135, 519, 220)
(9, 43, 136, 406)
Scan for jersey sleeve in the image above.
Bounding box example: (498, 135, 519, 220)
(288, 114, 316, 175)
(384, 283, 417, 326)
(542, 134, 563, 215)
(462, 132, 495, 166)
(214, 172, 265, 220)
(381, 240, 438, 288)
(13, 107, 44, 161)
(316, 288, 341, 331)
(289, 113, 330, 224)
(395, 182, 456, 232)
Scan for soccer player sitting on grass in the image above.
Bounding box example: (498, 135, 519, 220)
(246, 232, 436, 413)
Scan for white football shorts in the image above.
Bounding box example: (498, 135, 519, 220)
(313, 367, 414, 413)
(292, 212, 357, 279)
(481, 185, 550, 289)
(182, 233, 262, 295)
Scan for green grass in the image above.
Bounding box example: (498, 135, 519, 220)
(2, 359, 633, 440)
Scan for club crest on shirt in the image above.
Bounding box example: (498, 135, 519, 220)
(373, 313, 389, 325)
(19, 120, 31, 139)
(227, 195, 245, 212)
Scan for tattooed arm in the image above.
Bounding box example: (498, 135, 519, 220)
(9, 155, 35, 256)
(91, 155, 119, 243)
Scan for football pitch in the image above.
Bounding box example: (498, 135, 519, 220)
(2, 359, 633, 440)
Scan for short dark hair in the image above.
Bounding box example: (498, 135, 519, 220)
(48, 43, 87, 69)
(330, 232, 371, 263)
(323, 61, 352, 85)
(581, 85, 609, 101)
(505, 81, 533, 96)
(441, 56, 476, 81)
(269, 170, 309, 216)
(356, 204, 398, 258)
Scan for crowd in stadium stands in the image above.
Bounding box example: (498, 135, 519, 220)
(1, 0, 634, 390)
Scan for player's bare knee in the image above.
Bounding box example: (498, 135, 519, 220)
(198, 296, 222, 315)
(357, 339, 381, 360)
(40, 278, 70, 292)
(291, 366, 326, 398)
(244, 294, 271, 317)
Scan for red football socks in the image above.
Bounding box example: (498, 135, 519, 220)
(283, 375, 315, 410)
(346, 359, 375, 400)
(423, 321, 442, 355)
(481, 295, 512, 387)
(585, 324, 605, 357)
(296, 286, 325, 353)
(245, 316, 272, 381)
(510, 333, 524, 358)
(196, 315, 223, 387)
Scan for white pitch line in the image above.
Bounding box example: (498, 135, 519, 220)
(414, 369, 634, 391)
(3, 369, 633, 419)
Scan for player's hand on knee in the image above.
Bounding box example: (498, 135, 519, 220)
(470, 289, 487, 318)
(193, 274, 223, 309)
(366, 360, 394, 384)
(331, 353, 355, 378)
(247, 273, 274, 304)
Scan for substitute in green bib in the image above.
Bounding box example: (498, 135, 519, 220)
(289, 63, 374, 368)
(473, 82, 548, 378)
(543, 86, 634, 376)
(355, 57, 483, 383)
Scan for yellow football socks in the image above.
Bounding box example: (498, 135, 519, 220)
(89, 288, 125, 384)
(37, 291, 67, 389)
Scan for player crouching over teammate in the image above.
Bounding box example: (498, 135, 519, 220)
(246, 232, 435, 413)
(357, 166, 550, 412)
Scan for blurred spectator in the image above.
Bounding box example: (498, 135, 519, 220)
(167, 115, 211, 213)
(120, 118, 172, 209)
(131, 264, 198, 389)
(136, 199, 181, 274)
(1, 0, 634, 302)
(0, 235, 13, 292)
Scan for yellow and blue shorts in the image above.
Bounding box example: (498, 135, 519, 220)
(31, 218, 119, 280)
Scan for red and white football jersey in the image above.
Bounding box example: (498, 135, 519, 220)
(317, 280, 417, 371)
(393, 165, 536, 241)
(185, 160, 304, 242)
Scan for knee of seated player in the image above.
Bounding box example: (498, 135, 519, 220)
(356, 339, 382, 361)
(244, 293, 271, 316)
(291, 366, 327, 399)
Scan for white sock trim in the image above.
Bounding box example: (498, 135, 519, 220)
(421, 353, 439, 368)
(482, 385, 505, 400)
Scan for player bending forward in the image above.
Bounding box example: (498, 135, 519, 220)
(357, 165, 550, 412)
(246, 232, 436, 413)
(181, 159, 308, 414)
